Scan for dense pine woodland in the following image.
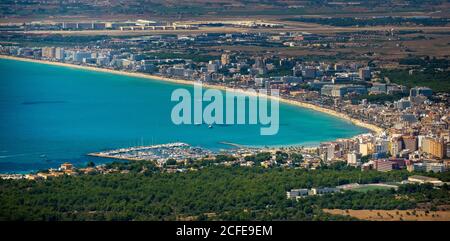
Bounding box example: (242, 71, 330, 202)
(1, 164, 449, 221)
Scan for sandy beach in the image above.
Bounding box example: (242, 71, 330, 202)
(0, 55, 383, 134)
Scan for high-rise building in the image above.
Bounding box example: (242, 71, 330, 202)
(359, 142, 374, 156)
(394, 98, 412, 110)
(422, 137, 445, 159)
(55, 47, 64, 60)
(374, 160, 394, 172)
(390, 137, 403, 157)
(73, 51, 92, 62)
(207, 60, 219, 73)
(321, 85, 367, 98)
(374, 140, 389, 155)
(402, 136, 417, 152)
(221, 53, 230, 66)
(41, 47, 56, 59)
(97, 57, 110, 66)
(410, 87, 433, 98)
(358, 67, 371, 81)
(347, 152, 361, 165)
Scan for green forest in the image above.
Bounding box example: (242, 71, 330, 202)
(380, 56, 450, 93)
(1, 166, 449, 221)
(381, 69, 450, 93)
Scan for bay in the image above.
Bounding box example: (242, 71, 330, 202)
(0, 58, 367, 172)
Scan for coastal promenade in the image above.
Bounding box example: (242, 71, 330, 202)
(0, 55, 383, 135)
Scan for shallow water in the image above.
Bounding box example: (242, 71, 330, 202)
(0, 58, 366, 172)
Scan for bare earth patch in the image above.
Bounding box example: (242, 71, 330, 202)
(323, 209, 450, 221)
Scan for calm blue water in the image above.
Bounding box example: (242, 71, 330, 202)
(0, 58, 366, 172)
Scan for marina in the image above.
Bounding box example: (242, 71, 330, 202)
(88, 142, 214, 162)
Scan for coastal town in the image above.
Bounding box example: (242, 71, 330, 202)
(1, 17, 449, 179)
(1, 0, 450, 225)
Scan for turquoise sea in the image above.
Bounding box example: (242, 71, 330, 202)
(0, 58, 367, 172)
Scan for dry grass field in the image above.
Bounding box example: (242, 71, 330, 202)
(324, 209, 450, 221)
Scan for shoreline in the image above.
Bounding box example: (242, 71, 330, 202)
(0, 55, 383, 134)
